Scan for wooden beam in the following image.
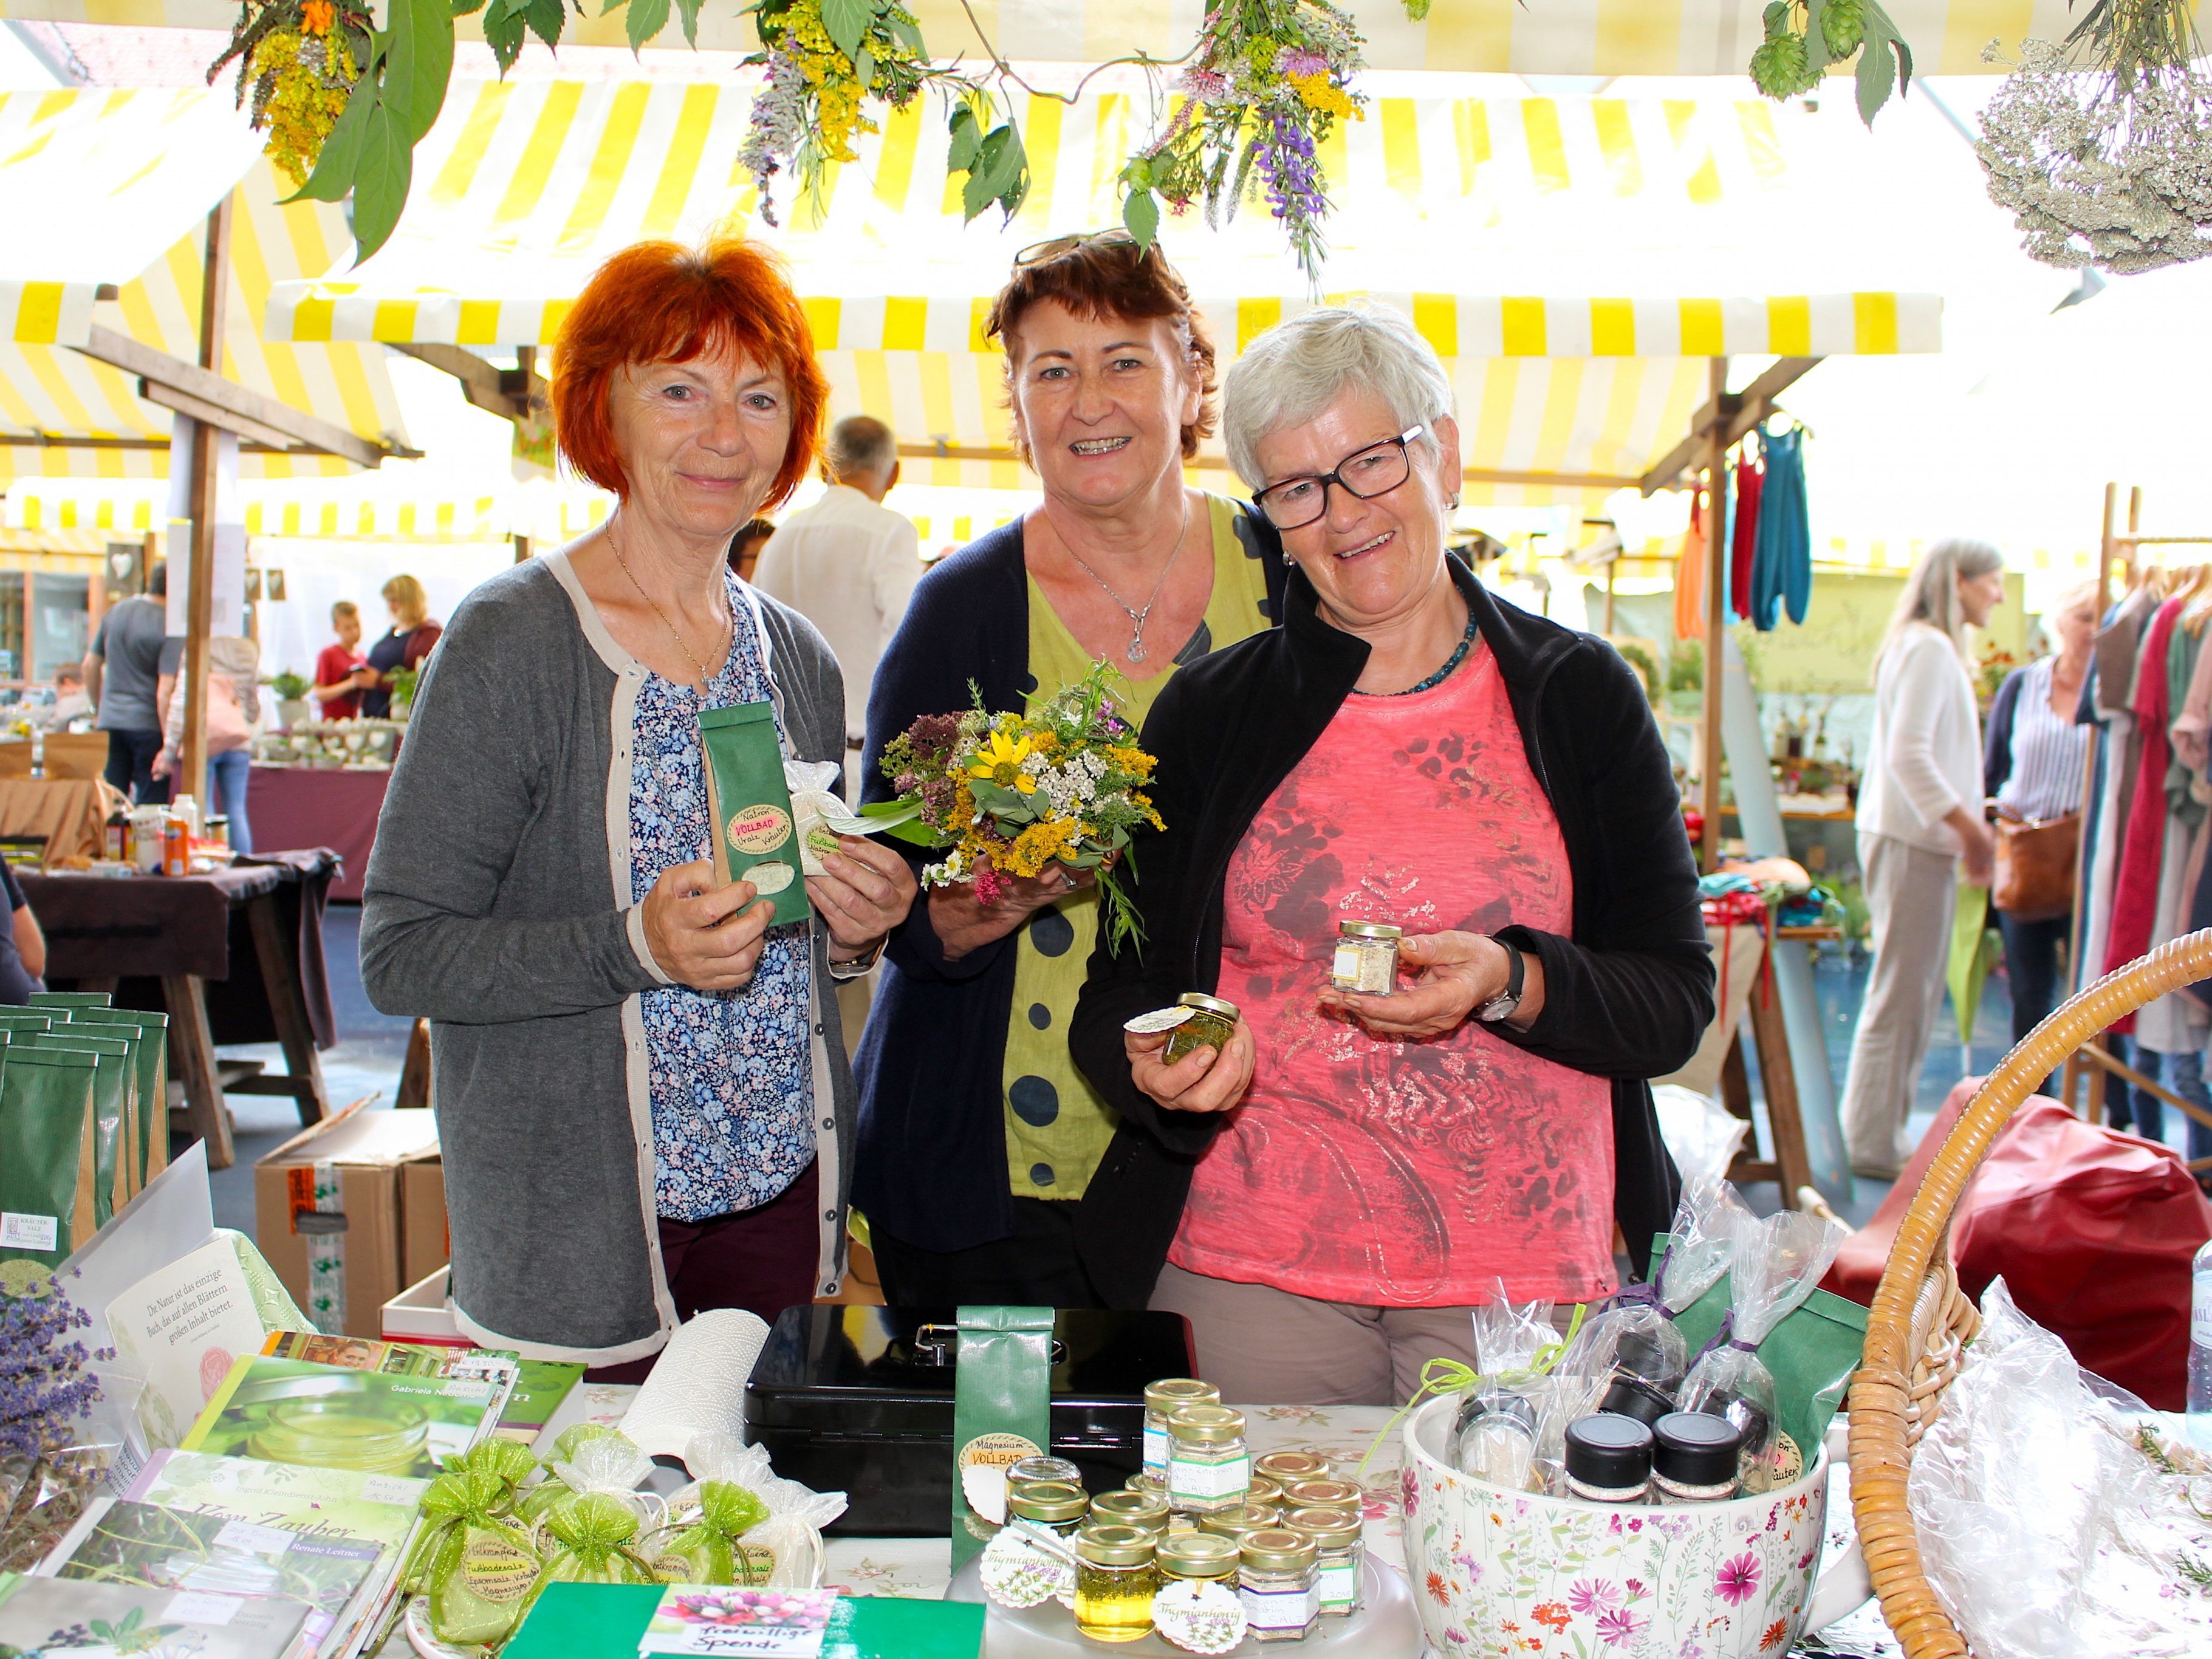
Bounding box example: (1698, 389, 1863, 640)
(0, 433, 289, 454)
(392, 341, 543, 422)
(1641, 355, 1823, 495)
(74, 324, 402, 469)
(179, 199, 228, 812)
(136, 379, 295, 453)
(1698, 356, 1730, 875)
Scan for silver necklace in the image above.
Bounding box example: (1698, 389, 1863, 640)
(609, 515, 730, 694)
(1058, 493, 1193, 664)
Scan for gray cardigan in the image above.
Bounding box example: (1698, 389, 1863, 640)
(359, 551, 854, 1366)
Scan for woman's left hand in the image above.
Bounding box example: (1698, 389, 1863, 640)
(1318, 929, 1543, 1039)
(807, 835, 919, 961)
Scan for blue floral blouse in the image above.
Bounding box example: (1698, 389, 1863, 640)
(629, 573, 815, 1221)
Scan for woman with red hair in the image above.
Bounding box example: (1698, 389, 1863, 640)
(361, 237, 916, 1370)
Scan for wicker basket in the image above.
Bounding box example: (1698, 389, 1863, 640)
(1846, 926, 2212, 1658)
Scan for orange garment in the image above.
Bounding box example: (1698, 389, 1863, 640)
(1674, 490, 1707, 641)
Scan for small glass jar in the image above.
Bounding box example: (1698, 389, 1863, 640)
(250, 1397, 428, 1473)
(1652, 1412, 1743, 1504)
(1155, 1530, 1240, 1587)
(1143, 1379, 1220, 1483)
(1330, 920, 1402, 993)
(1162, 993, 1239, 1062)
(1166, 1404, 1251, 1515)
(1564, 1413, 1654, 1505)
(1088, 1490, 1171, 1538)
(1282, 1506, 1364, 1617)
(1252, 1450, 1332, 1487)
(1073, 1523, 1161, 1644)
(1006, 1454, 1084, 1498)
(1008, 1480, 1092, 1536)
(1278, 1477, 1364, 1516)
(1244, 1475, 1284, 1513)
(1238, 1528, 1321, 1643)
(1194, 1503, 1279, 1547)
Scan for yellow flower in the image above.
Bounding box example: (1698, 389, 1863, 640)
(1003, 817, 1082, 878)
(968, 730, 1038, 793)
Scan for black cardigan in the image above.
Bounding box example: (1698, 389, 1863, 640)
(1066, 555, 1713, 1308)
(851, 508, 1290, 1255)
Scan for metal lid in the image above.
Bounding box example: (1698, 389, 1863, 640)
(1077, 1522, 1157, 1568)
(1565, 1413, 1655, 1488)
(1124, 1471, 1167, 1497)
(1168, 1403, 1246, 1445)
(1252, 1451, 1331, 1483)
(1244, 1476, 1284, 1509)
(1156, 1533, 1241, 1578)
(1008, 1480, 1091, 1524)
(1089, 1491, 1171, 1533)
(1144, 1378, 1219, 1413)
(1281, 1507, 1362, 1547)
(1176, 992, 1240, 1019)
(1240, 1528, 1320, 1573)
(1281, 1479, 1363, 1511)
(1197, 1504, 1280, 1542)
(1653, 1412, 1744, 1486)
(1337, 920, 1402, 939)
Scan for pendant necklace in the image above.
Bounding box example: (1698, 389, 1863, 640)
(609, 515, 730, 695)
(1058, 493, 1192, 664)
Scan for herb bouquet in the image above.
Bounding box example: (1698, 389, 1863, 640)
(866, 662, 1161, 953)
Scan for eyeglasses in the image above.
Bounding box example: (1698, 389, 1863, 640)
(1250, 426, 1427, 530)
(1013, 228, 1136, 267)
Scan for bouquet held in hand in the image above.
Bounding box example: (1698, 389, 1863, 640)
(866, 661, 1160, 952)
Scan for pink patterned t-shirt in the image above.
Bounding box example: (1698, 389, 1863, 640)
(1168, 643, 1617, 1306)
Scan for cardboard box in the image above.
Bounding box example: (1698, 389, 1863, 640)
(254, 1106, 439, 1339)
(382, 1265, 468, 1347)
(400, 1153, 448, 1288)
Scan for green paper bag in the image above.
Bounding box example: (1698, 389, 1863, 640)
(699, 701, 811, 929)
(30, 992, 113, 1009)
(0, 1013, 53, 1034)
(949, 1305, 1055, 1570)
(0, 1044, 98, 1268)
(67, 1007, 168, 1189)
(21, 1032, 131, 1228)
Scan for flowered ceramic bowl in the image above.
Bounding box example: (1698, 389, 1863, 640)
(1400, 1396, 1853, 1659)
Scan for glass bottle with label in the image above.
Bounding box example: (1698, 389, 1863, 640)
(1143, 1379, 1220, 1482)
(1331, 921, 1402, 993)
(1163, 993, 1239, 1062)
(1282, 1506, 1363, 1616)
(1238, 1528, 1321, 1643)
(1073, 1523, 1161, 1644)
(1166, 1404, 1251, 1514)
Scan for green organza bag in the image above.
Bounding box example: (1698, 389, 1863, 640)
(528, 1493, 659, 1595)
(444, 1437, 541, 1515)
(400, 1468, 542, 1647)
(638, 1480, 773, 1586)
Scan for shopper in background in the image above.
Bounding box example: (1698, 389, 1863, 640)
(752, 414, 922, 796)
(152, 634, 260, 854)
(0, 863, 46, 1004)
(1839, 538, 2005, 1178)
(39, 663, 92, 731)
(727, 517, 777, 584)
(855, 231, 1289, 1308)
(83, 561, 171, 804)
(360, 575, 443, 718)
(1984, 580, 2095, 1049)
(313, 600, 372, 718)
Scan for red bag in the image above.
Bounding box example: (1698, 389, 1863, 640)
(1826, 1084, 2211, 1409)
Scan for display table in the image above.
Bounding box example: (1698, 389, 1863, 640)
(0, 775, 120, 863)
(21, 849, 342, 1169)
(248, 764, 389, 902)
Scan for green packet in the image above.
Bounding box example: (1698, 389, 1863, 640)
(699, 701, 811, 929)
(60, 1006, 168, 1191)
(1656, 1231, 1868, 1462)
(0, 1042, 98, 1268)
(950, 1305, 1055, 1570)
(20, 1031, 131, 1229)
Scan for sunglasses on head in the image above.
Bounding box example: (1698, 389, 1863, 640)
(1013, 228, 1139, 267)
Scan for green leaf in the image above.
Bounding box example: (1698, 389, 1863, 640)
(968, 778, 1033, 816)
(857, 798, 926, 829)
(521, 0, 564, 50)
(820, 0, 871, 63)
(888, 12, 924, 53)
(1121, 184, 1160, 249)
(450, 0, 487, 16)
(385, 0, 455, 144)
(1761, 1, 1791, 39)
(673, 0, 702, 44)
(623, 0, 669, 49)
(945, 104, 980, 173)
(284, 75, 380, 204)
(1801, 0, 1831, 71)
(348, 97, 415, 263)
(962, 125, 1010, 221)
(482, 1, 526, 72)
(1853, 32, 1895, 125)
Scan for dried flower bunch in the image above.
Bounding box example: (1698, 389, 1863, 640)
(0, 1263, 111, 1576)
(1977, 1, 2212, 273)
(207, 0, 373, 189)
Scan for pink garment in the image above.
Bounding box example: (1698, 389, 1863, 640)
(1169, 645, 1617, 1307)
(2103, 594, 2188, 1030)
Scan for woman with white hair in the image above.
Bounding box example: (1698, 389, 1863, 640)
(1068, 306, 1713, 1403)
(1838, 538, 2005, 1177)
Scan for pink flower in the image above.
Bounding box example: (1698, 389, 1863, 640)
(1568, 1579, 1623, 1615)
(1400, 1468, 1420, 1516)
(1597, 1607, 1649, 1646)
(1625, 1578, 1647, 1599)
(1714, 1551, 1761, 1606)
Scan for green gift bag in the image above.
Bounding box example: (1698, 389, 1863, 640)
(30, 992, 113, 1010)
(21, 1032, 131, 1228)
(67, 1007, 168, 1190)
(402, 1468, 544, 1649)
(638, 1481, 771, 1585)
(699, 701, 811, 929)
(948, 1305, 1055, 1570)
(0, 1044, 97, 1268)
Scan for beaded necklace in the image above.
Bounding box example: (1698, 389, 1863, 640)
(1354, 606, 1479, 697)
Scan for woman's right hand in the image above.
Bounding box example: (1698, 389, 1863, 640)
(641, 858, 775, 991)
(1948, 807, 1996, 887)
(1126, 1018, 1255, 1115)
(929, 863, 1095, 960)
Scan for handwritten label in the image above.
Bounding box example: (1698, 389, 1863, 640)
(641, 1588, 836, 1657)
(163, 1590, 244, 1625)
(727, 805, 793, 855)
(0, 1212, 56, 1251)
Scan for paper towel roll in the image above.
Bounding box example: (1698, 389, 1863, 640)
(618, 1307, 771, 1460)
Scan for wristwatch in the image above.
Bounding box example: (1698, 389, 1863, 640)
(1476, 937, 1525, 1023)
(829, 934, 888, 980)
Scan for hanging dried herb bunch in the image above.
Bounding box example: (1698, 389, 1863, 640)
(208, 0, 375, 190)
(0, 1264, 111, 1576)
(1977, 1, 2212, 273)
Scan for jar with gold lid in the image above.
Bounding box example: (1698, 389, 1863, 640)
(1074, 1523, 1160, 1644)
(1279, 1477, 1363, 1516)
(1331, 920, 1402, 993)
(1166, 1404, 1250, 1515)
(1007, 1480, 1091, 1536)
(1244, 1475, 1284, 1513)
(1088, 1490, 1171, 1538)
(1156, 1530, 1240, 1586)
(1194, 1503, 1278, 1547)
(1163, 993, 1239, 1062)
(1142, 1379, 1219, 1483)
(1239, 1528, 1321, 1643)
(1282, 1506, 1364, 1616)
(1252, 1450, 1332, 1486)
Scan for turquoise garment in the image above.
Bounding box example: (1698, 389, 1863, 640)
(1752, 423, 1810, 630)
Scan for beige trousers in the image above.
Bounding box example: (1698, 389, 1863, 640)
(1838, 831, 1958, 1171)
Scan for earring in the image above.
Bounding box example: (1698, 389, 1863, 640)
(1282, 549, 1296, 567)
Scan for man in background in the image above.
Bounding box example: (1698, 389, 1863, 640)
(752, 414, 922, 804)
(83, 561, 171, 804)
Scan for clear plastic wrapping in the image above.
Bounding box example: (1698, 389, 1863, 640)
(1574, 1175, 1754, 1424)
(1451, 1287, 1556, 1488)
(673, 1429, 848, 1589)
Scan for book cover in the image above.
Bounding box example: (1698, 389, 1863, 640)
(104, 1237, 276, 1452)
(505, 1587, 982, 1659)
(497, 1359, 584, 1441)
(640, 1588, 837, 1657)
(180, 1355, 499, 1481)
(258, 1333, 521, 1429)
(0, 1570, 311, 1659)
(126, 1449, 425, 1551)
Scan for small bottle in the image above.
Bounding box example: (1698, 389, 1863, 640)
(1278, 1477, 1364, 1517)
(1006, 1454, 1084, 1497)
(1007, 1480, 1091, 1537)
(1072, 1523, 1160, 1644)
(1282, 1506, 1363, 1617)
(1252, 1450, 1332, 1487)
(1194, 1502, 1279, 1548)
(1143, 1379, 1219, 1483)
(1238, 1528, 1321, 1644)
(1155, 1530, 1240, 1588)
(162, 813, 190, 877)
(1166, 1404, 1250, 1514)
(1564, 1414, 1655, 1504)
(132, 809, 164, 873)
(1087, 1490, 1171, 1538)
(1330, 920, 1402, 993)
(205, 814, 230, 849)
(2191, 1237, 2212, 1449)
(1652, 1412, 1744, 1504)
(173, 793, 199, 837)
(1163, 993, 1239, 1062)
(104, 807, 129, 863)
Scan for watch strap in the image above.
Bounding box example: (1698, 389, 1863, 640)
(1476, 936, 1525, 1022)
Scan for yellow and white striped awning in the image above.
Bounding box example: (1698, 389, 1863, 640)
(3, 477, 508, 542)
(0, 91, 410, 482)
(0, 1, 2081, 77)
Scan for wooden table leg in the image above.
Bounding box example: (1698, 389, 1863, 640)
(163, 974, 232, 1170)
(395, 1018, 432, 1112)
(1745, 973, 1815, 1206)
(243, 890, 329, 1126)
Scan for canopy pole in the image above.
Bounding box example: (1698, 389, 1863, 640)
(1698, 355, 1731, 874)
(178, 196, 231, 812)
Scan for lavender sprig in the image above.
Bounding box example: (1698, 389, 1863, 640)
(738, 50, 811, 228)
(1255, 108, 1331, 284)
(0, 1273, 106, 1460)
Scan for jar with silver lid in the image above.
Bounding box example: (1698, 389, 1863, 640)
(1163, 993, 1239, 1062)
(1331, 921, 1402, 993)
(1143, 1379, 1219, 1483)
(1166, 1404, 1251, 1514)
(1238, 1528, 1321, 1643)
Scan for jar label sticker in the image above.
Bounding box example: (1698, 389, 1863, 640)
(459, 1532, 538, 1603)
(1152, 1579, 1245, 1655)
(1239, 1582, 1320, 1631)
(743, 860, 795, 895)
(1168, 1452, 1251, 1501)
(1767, 1429, 1804, 1489)
(960, 1431, 1043, 1525)
(980, 1526, 1071, 1609)
(728, 804, 793, 855)
(1125, 1007, 1195, 1035)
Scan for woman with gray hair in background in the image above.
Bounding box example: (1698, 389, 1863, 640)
(1067, 306, 1712, 1403)
(1838, 538, 2005, 1177)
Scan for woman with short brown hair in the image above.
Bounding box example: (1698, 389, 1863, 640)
(359, 573, 442, 719)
